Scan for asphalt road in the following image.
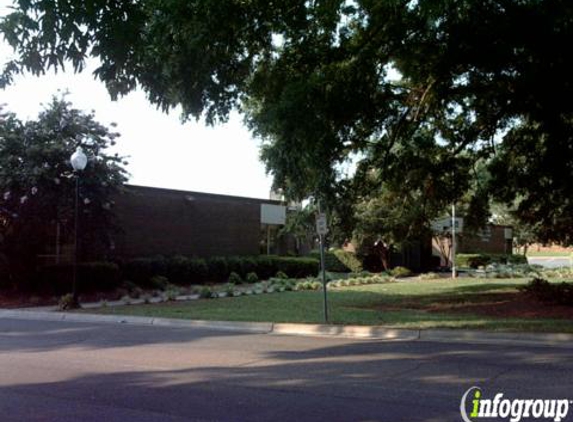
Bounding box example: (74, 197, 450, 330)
(0, 318, 572, 422)
(528, 256, 571, 269)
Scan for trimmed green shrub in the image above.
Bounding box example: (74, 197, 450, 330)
(165, 255, 190, 284)
(228, 271, 243, 285)
(252, 255, 275, 279)
(225, 256, 243, 276)
(121, 256, 167, 286)
(36, 262, 121, 294)
(272, 256, 319, 278)
(245, 272, 259, 284)
(122, 280, 138, 292)
(295, 280, 322, 291)
(275, 271, 288, 279)
(239, 257, 257, 276)
(120, 255, 319, 287)
(456, 253, 527, 269)
(164, 255, 208, 284)
(150, 275, 169, 291)
(164, 285, 180, 301)
(58, 293, 78, 310)
(199, 286, 214, 299)
(456, 254, 491, 268)
(391, 266, 412, 278)
(206, 257, 229, 281)
(507, 254, 528, 265)
(419, 272, 441, 280)
(268, 277, 297, 291)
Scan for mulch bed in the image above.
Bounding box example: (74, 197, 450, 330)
(381, 292, 573, 319)
(0, 290, 126, 309)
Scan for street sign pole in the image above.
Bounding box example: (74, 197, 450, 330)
(452, 204, 456, 279)
(319, 233, 328, 323)
(316, 210, 329, 323)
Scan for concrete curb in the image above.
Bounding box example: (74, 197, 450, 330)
(1, 309, 572, 347)
(0, 309, 272, 334)
(271, 323, 420, 340)
(420, 329, 573, 346)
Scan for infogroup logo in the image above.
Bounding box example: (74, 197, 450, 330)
(460, 387, 571, 422)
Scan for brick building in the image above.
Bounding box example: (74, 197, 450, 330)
(110, 185, 285, 258)
(432, 223, 513, 267)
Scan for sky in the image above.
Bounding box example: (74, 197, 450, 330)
(0, 2, 274, 200)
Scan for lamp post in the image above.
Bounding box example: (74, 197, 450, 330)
(70, 146, 88, 306)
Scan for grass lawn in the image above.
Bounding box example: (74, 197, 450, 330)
(85, 278, 573, 333)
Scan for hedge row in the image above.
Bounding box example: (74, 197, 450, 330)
(308, 249, 363, 273)
(456, 253, 527, 268)
(120, 255, 319, 286)
(27, 255, 320, 294)
(34, 262, 121, 295)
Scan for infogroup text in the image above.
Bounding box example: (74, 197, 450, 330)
(460, 387, 571, 422)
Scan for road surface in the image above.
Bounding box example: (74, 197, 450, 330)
(528, 256, 571, 269)
(0, 318, 572, 422)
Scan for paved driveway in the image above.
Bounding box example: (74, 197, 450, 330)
(0, 318, 572, 422)
(528, 256, 571, 268)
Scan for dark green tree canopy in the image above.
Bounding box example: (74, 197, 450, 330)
(2, 0, 572, 242)
(0, 96, 128, 285)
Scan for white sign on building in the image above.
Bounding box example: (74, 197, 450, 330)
(260, 204, 286, 225)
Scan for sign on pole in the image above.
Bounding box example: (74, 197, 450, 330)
(316, 213, 328, 236)
(431, 216, 463, 234)
(316, 211, 329, 323)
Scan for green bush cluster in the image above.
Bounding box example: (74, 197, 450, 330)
(120, 255, 319, 286)
(199, 286, 216, 299)
(328, 274, 393, 288)
(456, 253, 527, 268)
(274, 271, 289, 279)
(228, 272, 243, 284)
(418, 272, 441, 280)
(540, 267, 573, 279)
(58, 293, 79, 310)
(294, 280, 323, 291)
(520, 277, 573, 306)
(245, 272, 259, 284)
(149, 275, 169, 290)
(390, 266, 412, 278)
(467, 263, 542, 279)
(268, 277, 297, 291)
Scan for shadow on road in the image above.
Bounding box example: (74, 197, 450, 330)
(1, 318, 573, 421)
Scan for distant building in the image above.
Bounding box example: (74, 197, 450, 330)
(431, 218, 513, 267)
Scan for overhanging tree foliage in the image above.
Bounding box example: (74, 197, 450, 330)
(2, 0, 572, 242)
(0, 97, 128, 288)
